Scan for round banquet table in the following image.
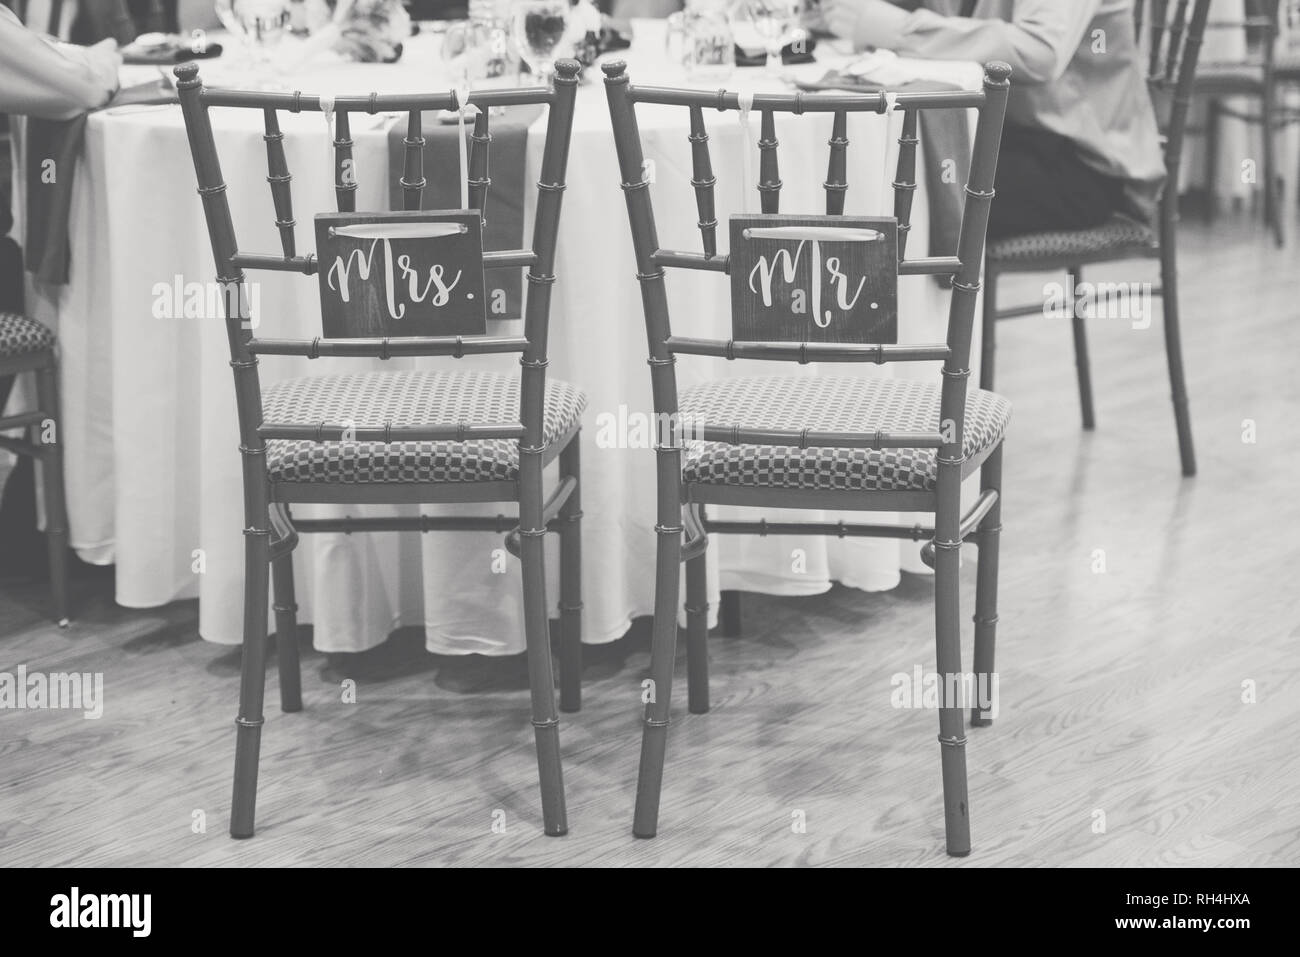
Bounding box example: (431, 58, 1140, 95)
(13, 21, 985, 653)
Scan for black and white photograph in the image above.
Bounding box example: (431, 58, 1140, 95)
(1, 0, 1297, 892)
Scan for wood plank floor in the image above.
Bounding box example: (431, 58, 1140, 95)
(2, 208, 1298, 867)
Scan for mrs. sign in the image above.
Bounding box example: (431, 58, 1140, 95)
(315, 210, 488, 338)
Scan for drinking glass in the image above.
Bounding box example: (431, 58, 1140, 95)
(511, 0, 571, 85)
(744, 0, 800, 78)
(666, 0, 735, 82)
(216, 0, 291, 82)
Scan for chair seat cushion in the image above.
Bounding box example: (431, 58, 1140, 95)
(680, 376, 1010, 493)
(986, 217, 1157, 265)
(262, 369, 586, 484)
(0, 311, 56, 359)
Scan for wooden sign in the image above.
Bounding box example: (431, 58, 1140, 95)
(315, 210, 487, 338)
(729, 214, 898, 344)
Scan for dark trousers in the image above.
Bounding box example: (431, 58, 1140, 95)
(987, 124, 1129, 239)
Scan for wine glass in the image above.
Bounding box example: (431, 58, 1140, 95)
(216, 0, 291, 82)
(443, 18, 504, 87)
(744, 0, 800, 78)
(511, 0, 571, 86)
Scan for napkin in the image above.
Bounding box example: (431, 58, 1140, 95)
(121, 39, 224, 65)
(24, 115, 87, 286)
(24, 81, 180, 285)
(386, 106, 543, 321)
(735, 36, 818, 67)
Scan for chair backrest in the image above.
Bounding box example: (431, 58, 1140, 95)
(601, 60, 1009, 471)
(174, 59, 579, 465)
(1137, 0, 1214, 184)
(1159, 0, 1279, 68)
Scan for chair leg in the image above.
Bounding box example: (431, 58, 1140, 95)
(971, 443, 1003, 728)
(1160, 232, 1198, 476)
(558, 437, 583, 714)
(1069, 266, 1096, 430)
(632, 505, 684, 838)
(271, 554, 302, 713)
(719, 589, 742, 637)
(230, 516, 272, 839)
(685, 549, 709, 715)
(1205, 98, 1220, 222)
(1262, 80, 1283, 247)
(933, 483, 970, 856)
(979, 266, 997, 391)
(33, 361, 69, 626)
(519, 456, 567, 836)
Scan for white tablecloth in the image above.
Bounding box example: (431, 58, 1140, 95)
(13, 22, 984, 653)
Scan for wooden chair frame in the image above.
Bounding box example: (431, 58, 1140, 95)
(603, 59, 1012, 856)
(0, 345, 69, 625)
(174, 59, 582, 839)
(983, 0, 1211, 478)
(1192, 0, 1288, 246)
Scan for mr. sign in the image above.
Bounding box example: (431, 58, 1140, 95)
(729, 214, 898, 344)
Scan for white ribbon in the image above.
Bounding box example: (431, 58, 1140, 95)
(743, 226, 884, 242)
(455, 82, 472, 211)
(881, 91, 898, 217)
(737, 89, 754, 214)
(328, 222, 467, 240)
(319, 93, 338, 197)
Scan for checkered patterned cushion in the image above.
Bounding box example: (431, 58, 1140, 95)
(262, 369, 586, 484)
(680, 376, 1010, 493)
(0, 312, 56, 359)
(986, 217, 1156, 265)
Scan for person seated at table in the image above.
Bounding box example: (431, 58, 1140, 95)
(0, 4, 121, 120)
(822, 0, 1166, 238)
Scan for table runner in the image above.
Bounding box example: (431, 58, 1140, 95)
(24, 79, 177, 285)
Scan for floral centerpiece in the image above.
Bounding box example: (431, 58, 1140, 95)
(292, 0, 410, 63)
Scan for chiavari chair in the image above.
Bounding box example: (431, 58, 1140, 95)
(1277, 2, 1300, 194)
(983, 0, 1212, 478)
(174, 58, 584, 839)
(603, 58, 1013, 856)
(1193, 0, 1288, 245)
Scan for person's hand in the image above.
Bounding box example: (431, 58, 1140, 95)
(58, 38, 122, 105)
(824, 0, 905, 49)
